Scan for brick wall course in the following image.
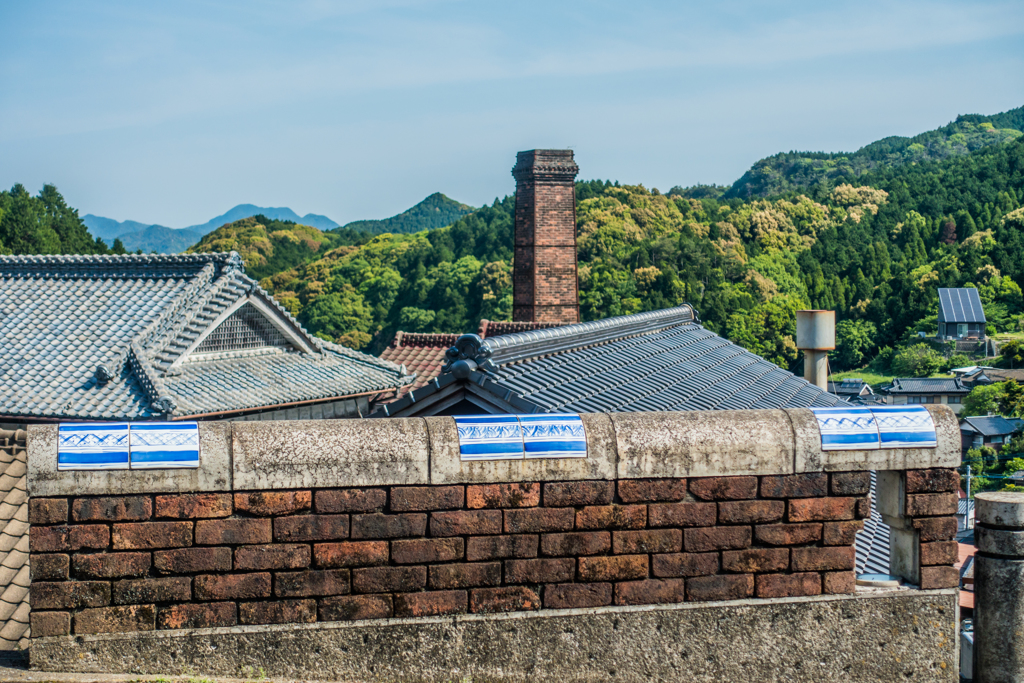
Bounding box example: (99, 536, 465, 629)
(29, 469, 958, 635)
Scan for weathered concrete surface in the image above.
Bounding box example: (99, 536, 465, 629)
(232, 419, 429, 489)
(27, 424, 231, 497)
(429, 414, 616, 484)
(31, 589, 957, 682)
(976, 491, 1024, 527)
(974, 490, 1024, 681)
(977, 526, 1024, 556)
(613, 409, 795, 479)
(974, 556, 1024, 681)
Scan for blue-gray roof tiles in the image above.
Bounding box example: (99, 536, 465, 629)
(883, 377, 969, 394)
(378, 304, 847, 416)
(0, 253, 411, 420)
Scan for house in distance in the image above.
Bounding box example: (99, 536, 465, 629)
(938, 287, 987, 340)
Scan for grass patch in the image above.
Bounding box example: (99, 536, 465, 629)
(828, 369, 893, 387)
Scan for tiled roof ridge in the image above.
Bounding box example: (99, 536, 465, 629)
(132, 263, 224, 367)
(390, 332, 461, 349)
(0, 252, 243, 279)
(316, 336, 412, 378)
(127, 343, 177, 417)
(479, 304, 696, 366)
(477, 319, 565, 338)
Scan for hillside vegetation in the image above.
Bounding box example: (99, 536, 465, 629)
(338, 192, 475, 235)
(186, 215, 368, 281)
(717, 106, 1024, 199)
(0, 184, 110, 255)
(260, 135, 1024, 367)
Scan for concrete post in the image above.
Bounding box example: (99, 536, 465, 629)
(974, 491, 1024, 682)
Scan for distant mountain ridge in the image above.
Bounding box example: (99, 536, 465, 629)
(706, 104, 1024, 199)
(184, 205, 339, 234)
(82, 204, 342, 254)
(337, 192, 474, 235)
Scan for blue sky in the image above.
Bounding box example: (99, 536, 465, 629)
(1, 0, 1022, 227)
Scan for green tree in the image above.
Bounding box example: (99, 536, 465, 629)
(833, 319, 877, 370)
(890, 344, 945, 376)
(1000, 381, 1024, 417)
(963, 382, 1011, 416)
(1003, 339, 1024, 368)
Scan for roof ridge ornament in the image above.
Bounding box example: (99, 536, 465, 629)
(442, 334, 496, 378)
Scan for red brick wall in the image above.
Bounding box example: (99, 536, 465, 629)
(28, 470, 958, 637)
(512, 150, 580, 324)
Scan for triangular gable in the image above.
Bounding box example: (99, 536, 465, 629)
(175, 295, 314, 365)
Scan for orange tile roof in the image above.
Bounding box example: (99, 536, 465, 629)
(379, 322, 568, 399)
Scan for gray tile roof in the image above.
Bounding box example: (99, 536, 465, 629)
(855, 471, 891, 576)
(0, 253, 411, 420)
(960, 415, 1024, 437)
(938, 288, 986, 323)
(827, 379, 873, 396)
(883, 377, 969, 394)
(377, 305, 848, 416)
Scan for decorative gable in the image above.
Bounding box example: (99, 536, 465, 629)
(195, 302, 292, 354)
(179, 296, 314, 365)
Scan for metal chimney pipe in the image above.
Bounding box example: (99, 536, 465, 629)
(796, 310, 835, 391)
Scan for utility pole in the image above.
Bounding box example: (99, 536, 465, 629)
(967, 464, 972, 500)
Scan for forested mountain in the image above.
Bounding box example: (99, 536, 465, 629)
(186, 215, 367, 281)
(0, 184, 111, 255)
(257, 135, 1024, 368)
(720, 106, 1024, 199)
(337, 193, 475, 235)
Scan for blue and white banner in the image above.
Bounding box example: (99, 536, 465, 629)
(129, 422, 200, 469)
(519, 413, 587, 459)
(870, 406, 937, 448)
(810, 407, 880, 451)
(455, 415, 524, 461)
(58, 423, 130, 470)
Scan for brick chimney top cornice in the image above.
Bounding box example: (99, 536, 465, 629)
(512, 149, 579, 183)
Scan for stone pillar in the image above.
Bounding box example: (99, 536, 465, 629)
(974, 491, 1024, 682)
(511, 149, 580, 323)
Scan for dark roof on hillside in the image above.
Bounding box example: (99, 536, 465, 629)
(0, 253, 411, 420)
(961, 416, 1024, 437)
(827, 379, 873, 396)
(980, 368, 1024, 383)
(938, 288, 986, 323)
(883, 377, 969, 394)
(376, 305, 848, 417)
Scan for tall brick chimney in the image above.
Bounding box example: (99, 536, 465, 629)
(511, 149, 580, 323)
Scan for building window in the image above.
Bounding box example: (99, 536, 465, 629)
(908, 396, 934, 404)
(948, 396, 962, 404)
(957, 323, 968, 338)
(992, 436, 1004, 444)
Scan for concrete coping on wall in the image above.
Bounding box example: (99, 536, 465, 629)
(26, 405, 961, 496)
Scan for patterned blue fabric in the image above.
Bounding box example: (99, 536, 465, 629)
(870, 406, 937, 448)
(519, 414, 587, 459)
(454, 415, 524, 461)
(129, 422, 200, 469)
(58, 423, 130, 470)
(811, 407, 880, 451)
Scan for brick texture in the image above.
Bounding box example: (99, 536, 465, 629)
(155, 493, 233, 519)
(30, 469, 959, 633)
(466, 483, 540, 509)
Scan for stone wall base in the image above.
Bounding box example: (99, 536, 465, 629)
(31, 589, 958, 682)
